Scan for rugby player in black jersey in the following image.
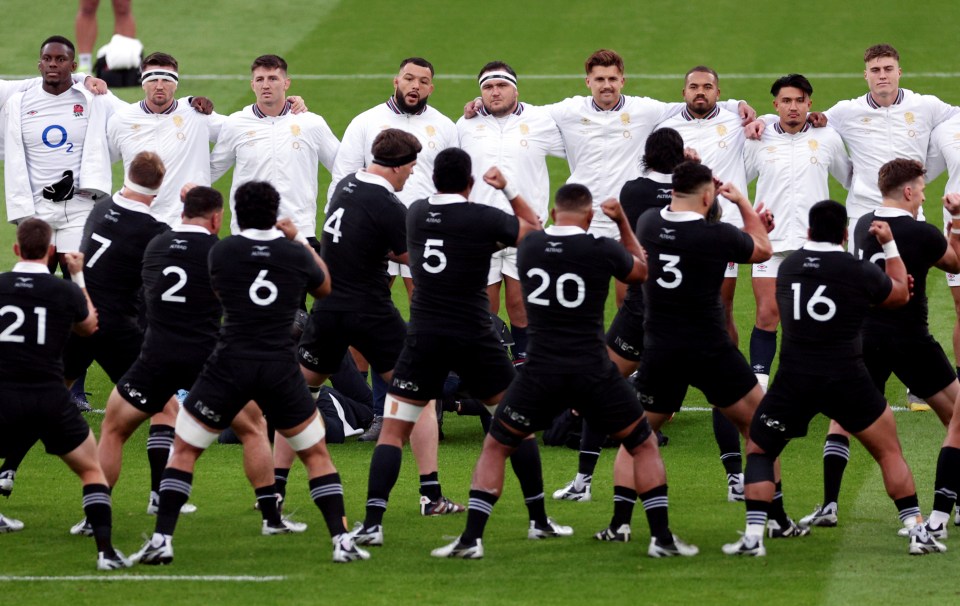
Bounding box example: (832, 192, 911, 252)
(353, 148, 573, 547)
(724, 199, 945, 556)
(433, 184, 698, 559)
(0, 218, 131, 569)
(801, 159, 960, 532)
(133, 181, 368, 565)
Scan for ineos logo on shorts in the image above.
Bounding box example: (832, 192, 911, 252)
(761, 413, 786, 432)
(392, 379, 419, 392)
(193, 400, 222, 423)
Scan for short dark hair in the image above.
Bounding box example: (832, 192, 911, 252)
(234, 181, 280, 230)
(477, 61, 516, 81)
(585, 49, 623, 75)
(685, 65, 718, 84)
(128, 151, 166, 190)
(183, 186, 224, 219)
(16, 218, 53, 260)
(771, 73, 813, 98)
(142, 52, 178, 72)
(40, 36, 75, 58)
(808, 200, 847, 245)
(251, 54, 287, 73)
(878, 158, 926, 197)
(672, 161, 713, 195)
(642, 128, 685, 174)
(864, 44, 899, 63)
(554, 184, 593, 213)
(432, 148, 472, 194)
(372, 129, 422, 164)
(399, 57, 434, 77)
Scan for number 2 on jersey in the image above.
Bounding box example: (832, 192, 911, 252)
(161, 266, 188, 303)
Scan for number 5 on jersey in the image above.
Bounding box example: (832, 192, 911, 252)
(423, 239, 446, 274)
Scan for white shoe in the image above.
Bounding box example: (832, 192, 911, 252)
(954, 505, 960, 527)
(798, 503, 838, 528)
(923, 518, 948, 540)
(431, 536, 484, 559)
(552, 479, 592, 502)
(0, 513, 24, 533)
(146, 492, 197, 515)
(897, 515, 922, 537)
(594, 523, 631, 542)
(262, 517, 307, 535)
(131, 534, 174, 565)
(722, 533, 766, 556)
(70, 517, 93, 536)
(648, 534, 699, 557)
(349, 521, 383, 546)
(528, 518, 574, 539)
(332, 533, 370, 563)
(97, 550, 132, 570)
(908, 524, 947, 555)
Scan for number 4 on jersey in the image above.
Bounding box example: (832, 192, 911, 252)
(323, 208, 345, 243)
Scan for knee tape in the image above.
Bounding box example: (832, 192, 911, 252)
(284, 415, 326, 451)
(383, 396, 426, 423)
(745, 452, 776, 484)
(621, 416, 653, 451)
(175, 409, 220, 450)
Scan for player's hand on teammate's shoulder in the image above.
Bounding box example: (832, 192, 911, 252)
(600, 198, 625, 222)
(755, 202, 775, 233)
(483, 167, 507, 190)
(190, 96, 214, 115)
(275, 218, 299, 240)
(744, 119, 765, 140)
(737, 101, 757, 126)
(464, 97, 482, 119)
(288, 96, 308, 114)
(83, 76, 109, 95)
(807, 112, 828, 128)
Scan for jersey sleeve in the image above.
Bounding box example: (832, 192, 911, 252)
(718, 223, 755, 263)
(822, 100, 848, 136)
(302, 245, 326, 292)
(328, 117, 368, 203)
(206, 111, 226, 142)
(604, 238, 636, 282)
(742, 138, 761, 184)
(209, 122, 239, 182)
(824, 129, 853, 188)
(106, 112, 124, 163)
(483, 206, 521, 248)
(382, 199, 408, 256)
(308, 114, 340, 174)
(923, 94, 960, 128)
(926, 126, 948, 183)
(921, 223, 949, 267)
(68, 281, 90, 324)
(861, 259, 894, 305)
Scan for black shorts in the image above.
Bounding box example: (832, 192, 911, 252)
(605, 303, 644, 362)
(117, 348, 209, 415)
(390, 332, 515, 401)
(750, 367, 888, 458)
(496, 362, 643, 437)
(182, 353, 316, 431)
(863, 334, 956, 399)
(63, 322, 143, 383)
(636, 344, 758, 414)
(0, 382, 90, 457)
(298, 309, 406, 375)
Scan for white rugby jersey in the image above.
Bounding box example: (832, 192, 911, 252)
(824, 88, 958, 220)
(926, 114, 960, 228)
(328, 98, 458, 207)
(19, 86, 89, 202)
(546, 95, 741, 232)
(109, 99, 225, 226)
(658, 106, 748, 227)
(0, 75, 90, 157)
(744, 120, 852, 252)
(210, 103, 339, 235)
(456, 102, 565, 220)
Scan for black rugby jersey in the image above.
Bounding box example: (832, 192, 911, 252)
(637, 207, 754, 349)
(0, 265, 88, 383)
(852, 209, 946, 338)
(209, 230, 325, 359)
(406, 194, 518, 337)
(141, 226, 221, 354)
(317, 172, 407, 313)
(776, 243, 892, 372)
(518, 227, 633, 370)
(620, 173, 673, 315)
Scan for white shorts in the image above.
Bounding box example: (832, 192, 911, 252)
(33, 197, 95, 252)
(388, 260, 412, 279)
(588, 220, 620, 241)
(943, 208, 960, 287)
(724, 262, 738, 279)
(752, 251, 793, 278)
(487, 247, 519, 284)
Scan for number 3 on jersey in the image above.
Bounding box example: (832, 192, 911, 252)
(790, 283, 837, 322)
(656, 254, 682, 289)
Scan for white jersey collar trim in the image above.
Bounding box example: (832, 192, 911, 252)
(239, 228, 284, 241)
(875, 207, 913, 218)
(802, 241, 845, 252)
(172, 224, 211, 234)
(12, 261, 51, 274)
(545, 225, 587, 236)
(355, 170, 396, 193)
(113, 193, 152, 214)
(428, 193, 468, 206)
(645, 170, 672, 184)
(660, 207, 703, 222)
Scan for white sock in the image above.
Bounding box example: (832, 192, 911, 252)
(929, 510, 950, 527)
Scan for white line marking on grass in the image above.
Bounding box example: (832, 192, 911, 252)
(4, 72, 960, 82)
(0, 575, 286, 582)
(679, 406, 908, 412)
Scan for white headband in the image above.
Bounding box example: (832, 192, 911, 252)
(141, 69, 179, 84)
(479, 70, 517, 89)
(124, 179, 160, 196)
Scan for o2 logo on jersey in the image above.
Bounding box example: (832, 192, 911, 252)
(42, 125, 73, 153)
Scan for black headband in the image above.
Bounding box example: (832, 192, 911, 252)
(372, 152, 418, 167)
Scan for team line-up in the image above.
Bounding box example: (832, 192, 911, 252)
(1, 38, 960, 568)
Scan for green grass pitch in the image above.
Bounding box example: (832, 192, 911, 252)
(1, 0, 960, 604)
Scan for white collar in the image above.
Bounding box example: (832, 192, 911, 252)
(356, 169, 396, 193)
(645, 170, 672, 184)
(802, 241, 846, 252)
(172, 223, 211, 234)
(12, 261, 50, 274)
(113, 192, 152, 214)
(545, 225, 587, 236)
(428, 193, 468, 206)
(660, 207, 703, 222)
(875, 207, 914, 219)
(239, 228, 284, 241)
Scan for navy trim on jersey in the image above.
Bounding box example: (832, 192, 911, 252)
(251, 100, 292, 119)
(386, 96, 428, 116)
(866, 88, 904, 109)
(773, 121, 811, 135)
(139, 99, 179, 115)
(592, 95, 626, 112)
(478, 102, 525, 117)
(680, 105, 721, 121)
